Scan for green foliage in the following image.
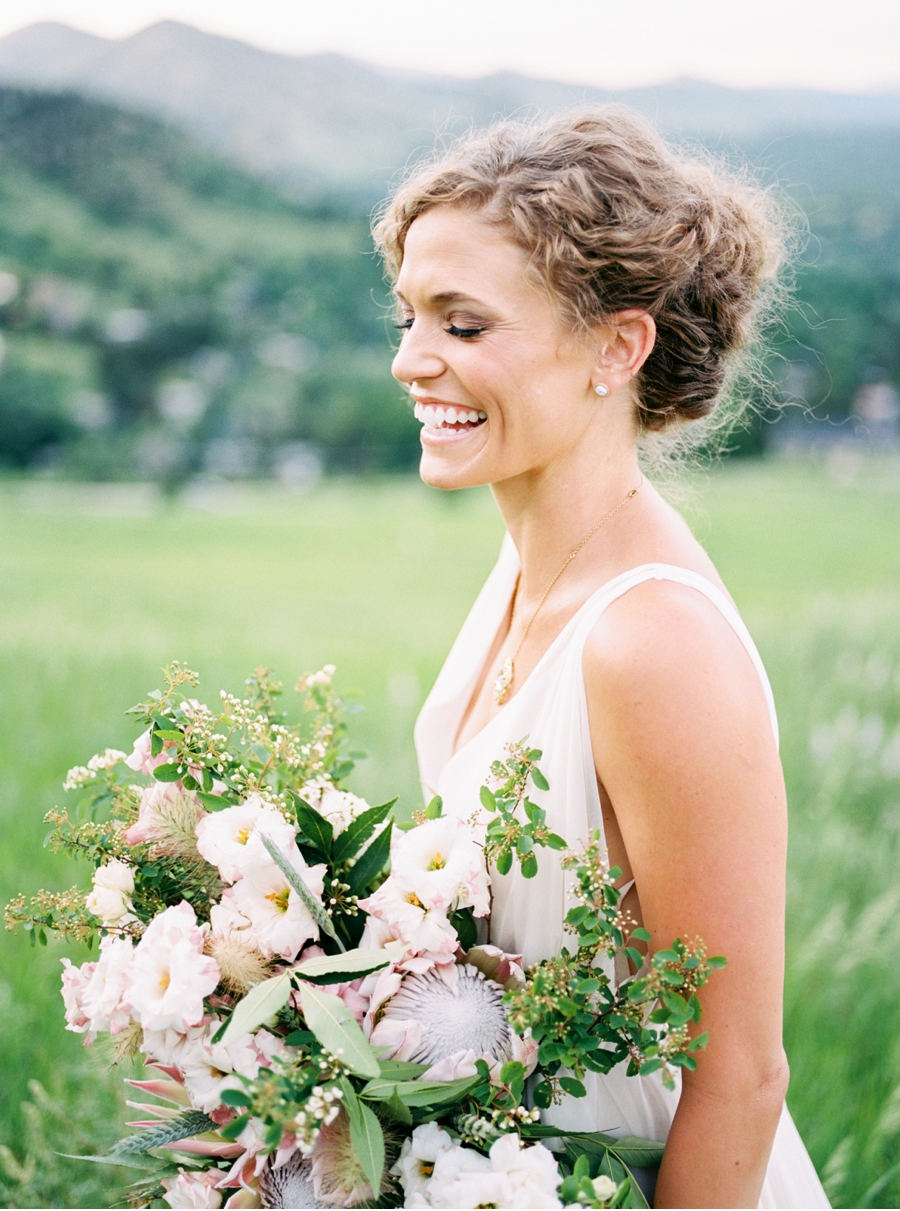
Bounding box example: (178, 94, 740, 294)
(0, 87, 412, 478)
(481, 743, 566, 877)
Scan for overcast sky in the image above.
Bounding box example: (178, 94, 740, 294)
(0, 0, 898, 92)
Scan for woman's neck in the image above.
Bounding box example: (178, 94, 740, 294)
(490, 432, 643, 603)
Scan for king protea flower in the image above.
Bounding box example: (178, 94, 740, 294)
(372, 964, 511, 1067)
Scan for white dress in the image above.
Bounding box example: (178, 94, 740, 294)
(414, 534, 829, 1209)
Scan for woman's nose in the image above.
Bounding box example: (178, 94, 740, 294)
(391, 324, 445, 385)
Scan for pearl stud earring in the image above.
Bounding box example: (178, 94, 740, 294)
(594, 383, 609, 397)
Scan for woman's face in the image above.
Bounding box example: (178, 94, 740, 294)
(391, 205, 611, 492)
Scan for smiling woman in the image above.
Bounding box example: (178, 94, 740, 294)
(373, 110, 830, 1209)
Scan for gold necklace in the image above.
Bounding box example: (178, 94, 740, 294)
(492, 480, 642, 706)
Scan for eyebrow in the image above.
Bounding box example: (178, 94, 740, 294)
(393, 289, 488, 307)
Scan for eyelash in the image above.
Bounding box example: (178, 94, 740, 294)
(394, 318, 485, 339)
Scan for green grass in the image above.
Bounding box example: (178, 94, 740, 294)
(0, 459, 898, 1208)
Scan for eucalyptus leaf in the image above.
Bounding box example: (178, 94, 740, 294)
(292, 947, 394, 983)
(216, 971, 292, 1046)
(259, 832, 345, 952)
(300, 984, 381, 1078)
(341, 1079, 385, 1195)
(359, 1075, 479, 1108)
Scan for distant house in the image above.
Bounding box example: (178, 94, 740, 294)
(768, 379, 900, 455)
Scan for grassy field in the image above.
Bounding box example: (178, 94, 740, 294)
(0, 459, 898, 1208)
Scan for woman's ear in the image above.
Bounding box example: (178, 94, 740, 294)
(593, 310, 657, 394)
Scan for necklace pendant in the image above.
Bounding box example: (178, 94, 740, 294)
(493, 657, 514, 706)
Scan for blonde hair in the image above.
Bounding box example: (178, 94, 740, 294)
(374, 108, 786, 438)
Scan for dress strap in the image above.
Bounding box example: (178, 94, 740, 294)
(572, 563, 779, 747)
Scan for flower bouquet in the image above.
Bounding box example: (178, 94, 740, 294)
(6, 663, 725, 1209)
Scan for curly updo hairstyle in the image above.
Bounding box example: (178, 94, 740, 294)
(374, 108, 786, 436)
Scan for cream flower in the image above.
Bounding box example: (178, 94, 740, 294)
(227, 849, 326, 960)
(388, 817, 490, 915)
(358, 878, 460, 955)
(125, 728, 167, 776)
(61, 933, 135, 1040)
(299, 778, 371, 836)
(195, 794, 297, 884)
(162, 1167, 223, 1208)
(176, 1025, 266, 1114)
(392, 1122, 456, 1207)
(85, 858, 136, 926)
(426, 1133, 562, 1209)
(124, 901, 220, 1032)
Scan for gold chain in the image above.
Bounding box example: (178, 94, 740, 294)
(493, 479, 642, 705)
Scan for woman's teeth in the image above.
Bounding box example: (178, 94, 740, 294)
(413, 403, 487, 429)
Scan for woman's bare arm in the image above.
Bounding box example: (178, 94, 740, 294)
(583, 581, 790, 1209)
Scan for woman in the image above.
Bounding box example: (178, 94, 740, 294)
(375, 111, 829, 1208)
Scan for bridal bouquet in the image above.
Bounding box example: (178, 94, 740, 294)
(6, 663, 724, 1210)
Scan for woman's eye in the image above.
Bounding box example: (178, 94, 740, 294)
(446, 324, 485, 339)
(394, 318, 414, 331)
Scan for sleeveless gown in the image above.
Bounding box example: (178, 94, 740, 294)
(414, 534, 829, 1209)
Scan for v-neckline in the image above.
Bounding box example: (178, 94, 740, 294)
(449, 561, 658, 766)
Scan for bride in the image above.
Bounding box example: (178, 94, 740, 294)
(374, 110, 829, 1208)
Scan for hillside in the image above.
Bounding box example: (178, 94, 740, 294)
(2, 21, 900, 198)
(0, 88, 409, 477)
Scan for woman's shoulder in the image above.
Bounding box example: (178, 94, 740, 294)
(581, 568, 776, 759)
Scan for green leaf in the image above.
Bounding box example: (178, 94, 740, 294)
(520, 851, 538, 879)
(707, 955, 728, 969)
(332, 798, 395, 865)
(661, 991, 689, 1016)
(346, 820, 392, 895)
(630, 927, 652, 943)
(545, 833, 567, 850)
(533, 1080, 553, 1109)
(216, 972, 292, 1046)
(654, 949, 680, 963)
(219, 1089, 251, 1108)
(607, 1137, 666, 1167)
(450, 906, 477, 952)
(531, 767, 550, 791)
(153, 729, 183, 741)
(559, 1077, 587, 1098)
(359, 1075, 479, 1108)
(292, 947, 394, 984)
(291, 799, 334, 857)
(424, 796, 443, 819)
(197, 792, 231, 812)
(496, 848, 513, 876)
(383, 1087, 413, 1125)
(480, 785, 497, 812)
(300, 985, 380, 1078)
(341, 1080, 385, 1196)
(377, 1059, 429, 1080)
(516, 832, 534, 855)
(153, 763, 183, 783)
(258, 832, 345, 952)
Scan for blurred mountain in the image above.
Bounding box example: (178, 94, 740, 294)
(0, 87, 408, 477)
(2, 20, 900, 199)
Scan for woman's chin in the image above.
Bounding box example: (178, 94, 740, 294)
(418, 427, 492, 490)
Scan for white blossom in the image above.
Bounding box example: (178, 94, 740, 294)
(61, 933, 134, 1040)
(392, 1122, 456, 1206)
(422, 1133, 562, 1209)
(300, 778, 371, 835)
(227, 849, 326, 960)
(161, 1167, 223, 1208)
(85, 858, 136, 926)
(124, 901, 219, 1032)
(195, 794, 297, 883)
